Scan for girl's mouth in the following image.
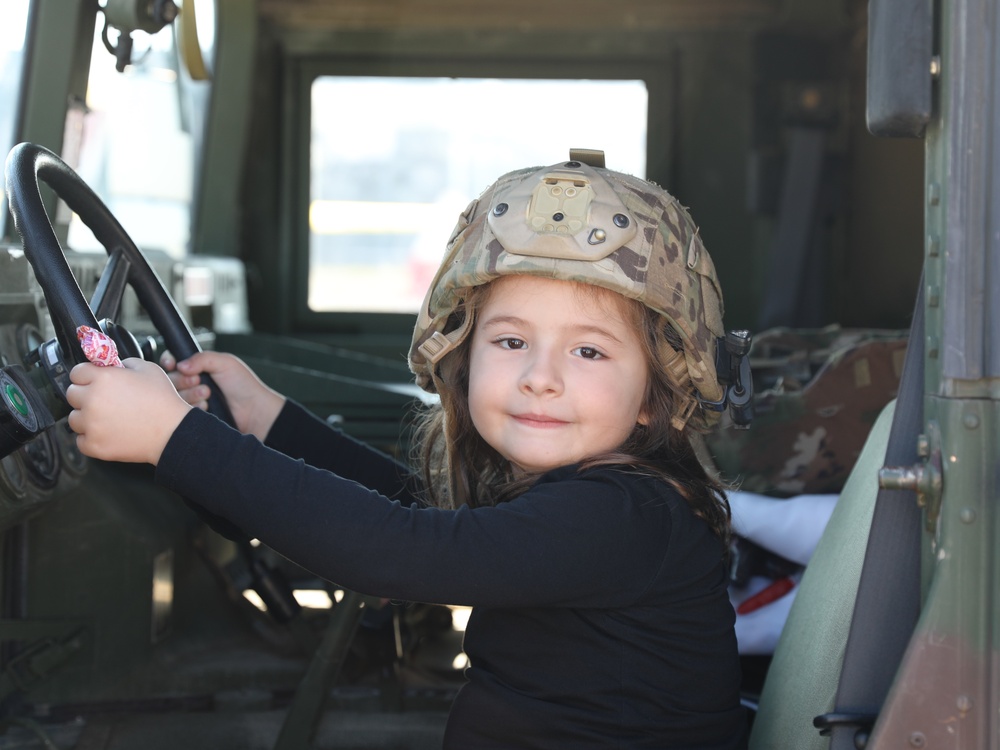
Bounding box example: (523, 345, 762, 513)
(512, 414, 569, 427)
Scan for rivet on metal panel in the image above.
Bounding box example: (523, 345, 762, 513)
(926, 284, 940, 307)
(916, 434, 929, 457)
(926, 334, 939, 359)
(926, 234, 939, 257)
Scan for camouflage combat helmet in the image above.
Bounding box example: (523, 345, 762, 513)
(409, 151, 729, 427)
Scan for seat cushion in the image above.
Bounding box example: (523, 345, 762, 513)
(749, 400, 896, 750)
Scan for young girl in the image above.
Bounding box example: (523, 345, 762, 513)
(67, 156, 747, 748)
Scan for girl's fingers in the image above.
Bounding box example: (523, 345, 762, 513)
(66, 408, 84, 434)
(68, 362, 98, 387)
(176, 384, 210, 406)
(166, 368, 203, 392)
(176, 351, 221, 376)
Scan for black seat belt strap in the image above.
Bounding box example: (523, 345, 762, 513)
(821, 279, 925, 750)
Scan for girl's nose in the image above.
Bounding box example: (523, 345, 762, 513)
(519, 350, 563, 395)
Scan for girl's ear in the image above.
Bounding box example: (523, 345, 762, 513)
(637, 408, 650, 427)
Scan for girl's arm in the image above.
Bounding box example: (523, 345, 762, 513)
(156, 407, 685, 608)
(66, 360, 680, 607)
(264, 399, 423, 506)
(67, 355, 422, 505)
(161, 350, 285, 441)
(167, 351, 420, 502)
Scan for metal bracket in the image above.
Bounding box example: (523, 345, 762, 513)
(878, 421, 943, 532)
(0, 621, 89, 701)
(701, 330, 755, 428)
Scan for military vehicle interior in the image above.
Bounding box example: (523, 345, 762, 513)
(0, 0, 995, 747)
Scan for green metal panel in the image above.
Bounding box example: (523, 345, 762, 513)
(17, 0, 96, 151)
(13, 0, 98, 246)
(191, 0, 258, 260)
(867, 402, 997, 747)
(866, 0, 1000, 745)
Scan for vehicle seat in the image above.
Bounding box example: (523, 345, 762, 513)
(748, 400, 896, 750)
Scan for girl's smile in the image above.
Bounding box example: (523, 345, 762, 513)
(467, 275, 649, 475)
(511, 413, 570, 427)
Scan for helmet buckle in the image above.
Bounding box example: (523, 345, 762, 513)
(418, 331, 454, 364)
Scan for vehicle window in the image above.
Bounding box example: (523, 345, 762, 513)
(309, 77, 648, 313)
(66, 15, 196, 258)
(0, 0, 31, 239)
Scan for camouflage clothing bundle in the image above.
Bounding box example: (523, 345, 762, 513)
(706, 326, 908, 495)
(409, 158, 727, 408)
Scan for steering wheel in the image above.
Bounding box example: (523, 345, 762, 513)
(6, 145, 362, 732)
(4, 142, 245, 539)
(4, 142, 234, 420)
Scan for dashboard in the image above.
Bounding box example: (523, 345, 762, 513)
(0, 244, 249, 531)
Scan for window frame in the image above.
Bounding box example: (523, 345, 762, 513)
(283, 54, 676, 337)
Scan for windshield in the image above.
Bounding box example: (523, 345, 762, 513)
(308, 76, 648, 313)
(65, 14, 198, 259)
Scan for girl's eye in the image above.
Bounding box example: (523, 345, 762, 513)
(497, 337, 526, 350)
(573, 346, 604, 360)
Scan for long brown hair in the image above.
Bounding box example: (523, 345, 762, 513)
(413, 279, 732, 540)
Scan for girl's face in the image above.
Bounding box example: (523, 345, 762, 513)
(467, 275, 649, 476)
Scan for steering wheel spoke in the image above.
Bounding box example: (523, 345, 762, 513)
(91, 248, 131, 322)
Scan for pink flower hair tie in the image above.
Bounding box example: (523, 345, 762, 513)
(76, 325, 124, 368)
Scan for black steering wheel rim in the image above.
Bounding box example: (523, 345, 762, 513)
(5, 142, 202, 366)
(4, 142, 233, 423)
(4, 142, 245, 539)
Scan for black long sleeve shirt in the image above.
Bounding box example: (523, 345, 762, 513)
(155, 401, 746, 749)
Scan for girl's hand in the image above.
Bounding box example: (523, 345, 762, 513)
(159, 351, 285, 441)
(67, 359, 192, 465)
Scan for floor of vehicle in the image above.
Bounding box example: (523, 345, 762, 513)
(4, 710, 450, 750)
(2, 605, 464, 750)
